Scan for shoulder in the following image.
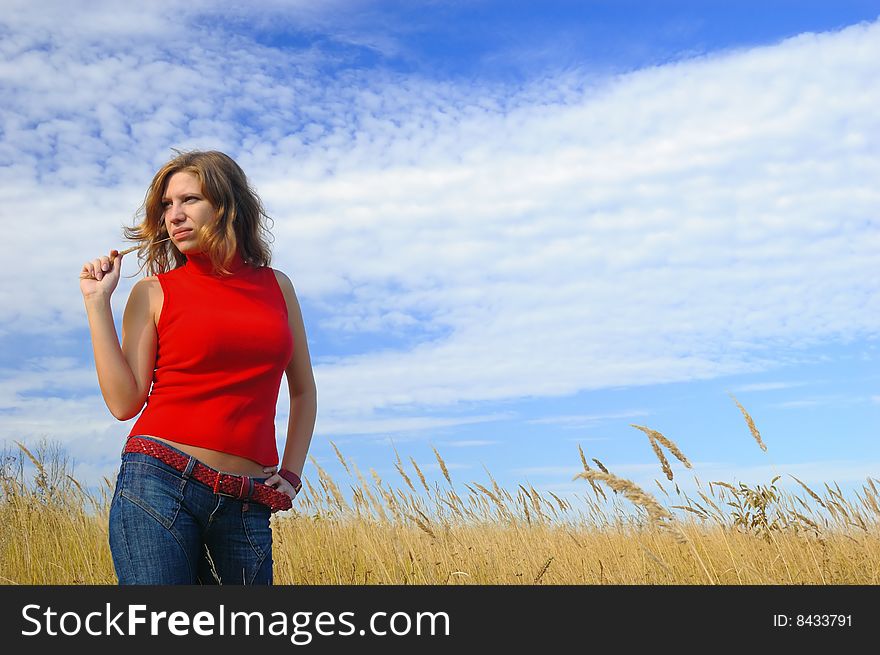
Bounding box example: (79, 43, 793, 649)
(270, 268, 296, 295)
(133, 275, 162, 294)
(130, 275, 161, 296)
(127, 276, 163, 322)
(269, 268, 304, 318)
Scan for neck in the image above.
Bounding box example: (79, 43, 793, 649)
(184, 248, 247, 276)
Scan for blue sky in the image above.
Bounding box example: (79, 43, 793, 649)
(1, 0, 878, 508)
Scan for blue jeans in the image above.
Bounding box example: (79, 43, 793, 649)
(108, 436, 274, 585)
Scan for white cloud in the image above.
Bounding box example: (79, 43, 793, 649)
(730, 381, 811, 392)
(529, 411, 650, 427)
(512, 465, 582, 477)
(437, 440, 500, 448)
(298, 411, 512, 438)
(769, 395, 873, 409)
(283, 21, 880, 423)
(0, 8, 878, 477)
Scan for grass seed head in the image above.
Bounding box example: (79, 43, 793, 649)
(728, 393, 767, 452)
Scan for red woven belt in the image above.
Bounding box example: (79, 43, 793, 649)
(124, 437, 292, 513)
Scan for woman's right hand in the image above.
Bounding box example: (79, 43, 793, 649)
(80, 249, 123, 299)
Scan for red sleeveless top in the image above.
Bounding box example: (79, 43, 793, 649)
(128, 250, 293, 466)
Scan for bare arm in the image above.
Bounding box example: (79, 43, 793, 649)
(81, 251, 158, 420)
(264, 269, 317, 497)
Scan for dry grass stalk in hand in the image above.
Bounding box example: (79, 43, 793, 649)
(81, 236, 173, 280)
(104, 238, 172, 261)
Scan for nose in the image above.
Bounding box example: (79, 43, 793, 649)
(166, 202, 186, 221)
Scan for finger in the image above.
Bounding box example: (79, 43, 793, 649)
(91, 258, 104, 280)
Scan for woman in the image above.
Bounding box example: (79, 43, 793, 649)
(80, 150, 317, 584)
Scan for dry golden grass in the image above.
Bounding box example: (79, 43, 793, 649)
(3, 398, 879, 585)
(573, 469, 672, 527)
(729, 392, 768, 452)
(0, 442, 116, 584)
(632, 425, 692, 481)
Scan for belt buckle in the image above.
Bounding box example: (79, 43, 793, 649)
(213, 471, 249, 500)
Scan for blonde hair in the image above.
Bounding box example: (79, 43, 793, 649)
(124, 150, 274, 276)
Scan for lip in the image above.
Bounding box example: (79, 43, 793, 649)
(172, 228, 193, 238)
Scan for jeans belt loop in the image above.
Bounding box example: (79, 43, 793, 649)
(182, 456, 197, 480)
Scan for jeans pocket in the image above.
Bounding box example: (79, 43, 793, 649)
(241, 503, 273, 562)
(118, 459, 184, 530)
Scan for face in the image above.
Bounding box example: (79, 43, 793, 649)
(161, 171, 218, 255)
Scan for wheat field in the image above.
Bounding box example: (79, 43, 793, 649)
(2, 399, 879, 584)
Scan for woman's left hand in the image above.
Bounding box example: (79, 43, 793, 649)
(263, 467, 298, 500)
